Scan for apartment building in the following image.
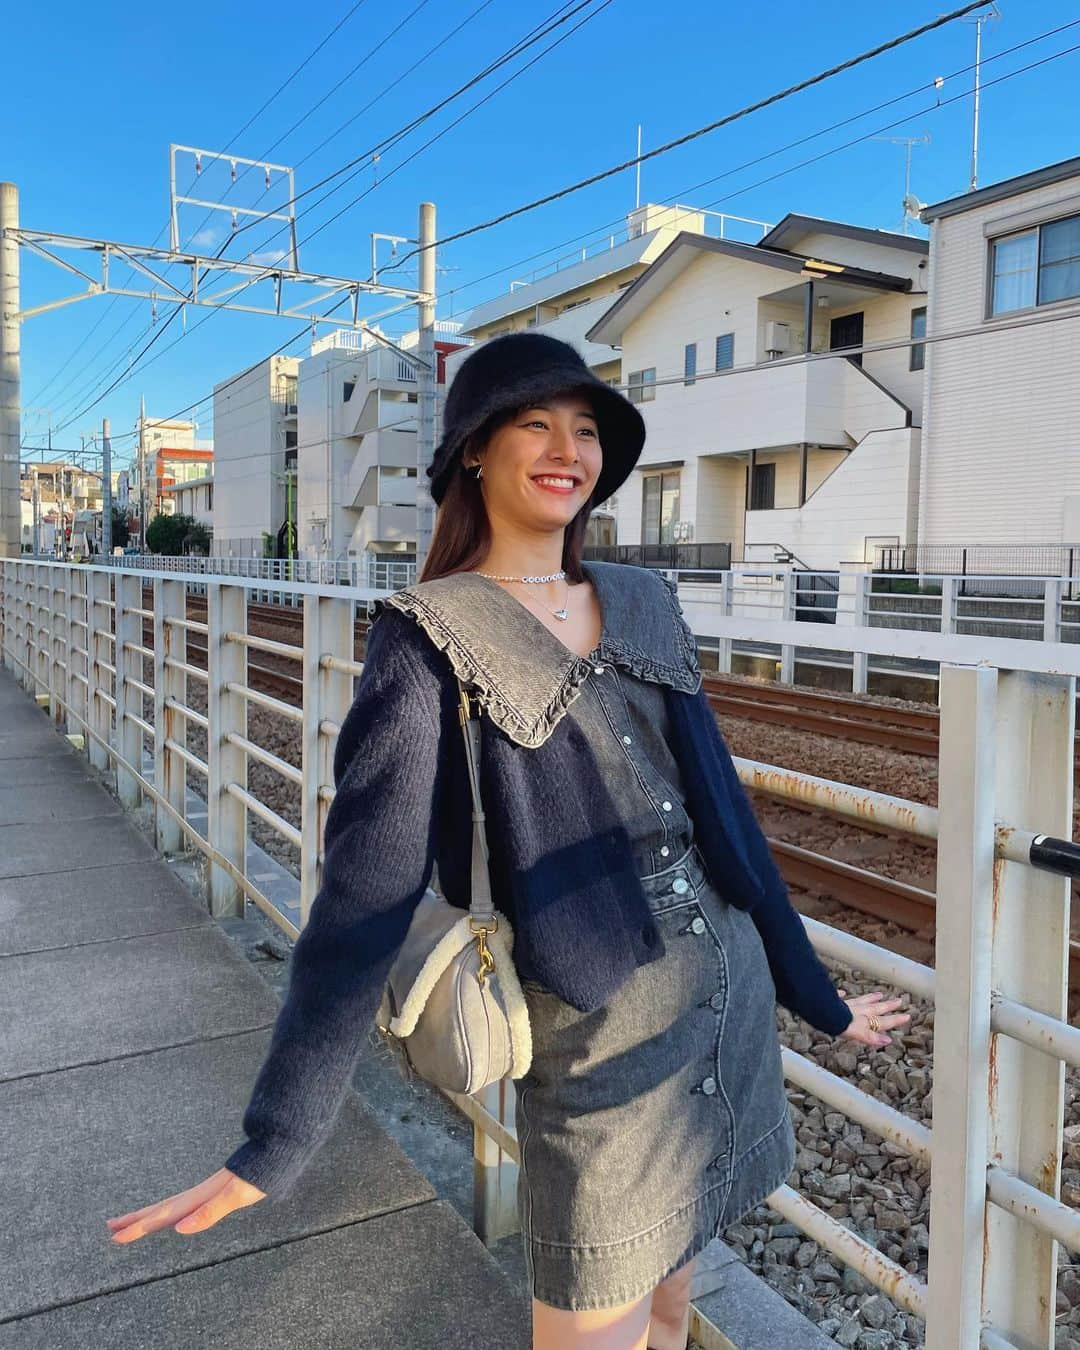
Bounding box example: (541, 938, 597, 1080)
(211, 355, 299, 557)
(447, 203, 727, 546)
(918, 155, 1080, 561)
(586, 216, 928, 571)
(297, 327, 465, 562)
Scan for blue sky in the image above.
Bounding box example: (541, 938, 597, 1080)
(7, 0, 1079, 471)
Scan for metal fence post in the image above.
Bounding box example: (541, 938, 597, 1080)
(300, 594, 354, 926)
(780, 570, 796, 683)
(48, 568, 66, 726)
(1043, 577, 1063, 644)
(982, 669, 1073, 1342)
(941, 575, 958, 635)
(114, 572, 143, 808)
(87, 569, 113, 772)
(852, 573, 870, 694)
(472, 1079, 521, 1246)
(33, 566, 49, 698)
(925, 664, 998, 1348)
(207, 582, 247, 917)
(67, 568, 88, 740)
(153, 578, 187, 853)
(717, 571, 733, 675)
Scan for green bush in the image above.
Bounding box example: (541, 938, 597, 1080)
(145, 513, 211, 556)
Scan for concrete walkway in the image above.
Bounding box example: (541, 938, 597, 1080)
(0, 669, 530, 1350)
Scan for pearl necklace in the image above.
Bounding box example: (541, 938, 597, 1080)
(475, 568, 570, 621)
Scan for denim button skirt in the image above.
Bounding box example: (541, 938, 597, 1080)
(514, 839, 796, 1312)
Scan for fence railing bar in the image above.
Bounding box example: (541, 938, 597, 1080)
(224, 782, 302, 849)
(225, 731, 303, 786)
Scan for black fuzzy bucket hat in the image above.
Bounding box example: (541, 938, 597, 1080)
(426, 332, 646, 507)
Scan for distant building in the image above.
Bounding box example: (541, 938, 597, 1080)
(211, 355, 298, 557)
(296, 328, 465, 562)
(918, 155, 1080, 564)
(161, 473, 213, 531)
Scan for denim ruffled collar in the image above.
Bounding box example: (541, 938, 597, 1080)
(376, 560, 701, 749)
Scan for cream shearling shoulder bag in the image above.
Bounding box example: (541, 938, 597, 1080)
(374, 679, 532, 1094)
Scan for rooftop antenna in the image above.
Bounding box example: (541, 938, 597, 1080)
(873, 133, 931, 233)
(635, 124, 642, 210)
(964, 5, 1001, 191)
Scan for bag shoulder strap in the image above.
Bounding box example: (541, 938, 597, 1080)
(456, 678, 496, 927)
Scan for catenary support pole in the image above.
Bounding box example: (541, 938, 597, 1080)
(0, 183, 20, 558)
(414, 201, 436, 579)
(102, 417, 113, 556)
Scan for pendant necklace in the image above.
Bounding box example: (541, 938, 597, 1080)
(475, 568, 570, 621)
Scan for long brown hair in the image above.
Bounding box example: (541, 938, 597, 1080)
(419, 408, 595, 584)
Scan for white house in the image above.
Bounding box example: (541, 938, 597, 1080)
(211, 355, 299, 557)
(586, 217, 929, 573)
(918, 155, 1080, 564)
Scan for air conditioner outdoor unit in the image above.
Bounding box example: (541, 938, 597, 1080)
(764, 321, 792, 358)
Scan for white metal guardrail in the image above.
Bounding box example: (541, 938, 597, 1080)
(3, 559, 1080, 1348)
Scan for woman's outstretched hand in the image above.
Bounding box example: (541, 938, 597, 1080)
(106, 1168, 266, 1244)
(837, 989, 911, 1049)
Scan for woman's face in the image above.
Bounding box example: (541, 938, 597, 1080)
(470, 393, 602, 531)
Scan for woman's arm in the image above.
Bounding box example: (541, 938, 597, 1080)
(222, 611, 445, 1199)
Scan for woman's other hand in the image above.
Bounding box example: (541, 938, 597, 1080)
(837, 989, 911, 1049)
(105, 1168, 266, 1243)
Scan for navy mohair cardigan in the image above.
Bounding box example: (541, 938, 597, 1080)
(223, 608, 853, 1200)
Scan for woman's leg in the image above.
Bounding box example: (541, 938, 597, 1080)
(647, 1254, 697, 1350)
(532, 1290, 654, 1350)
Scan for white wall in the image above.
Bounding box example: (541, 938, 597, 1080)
(212, 356, 296, 555)
(743, 428, 920, 568)
(921, 172, 1080, 547)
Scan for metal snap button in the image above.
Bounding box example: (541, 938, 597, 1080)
(660, 846, 670, 857)
(592, 664, 605, 674)
(701, 1076, 718, 1096)
(622, 734, 632, 744)
(709, 992, 724, 1010)
(672, 877, 689, 895)
(690, 916, 706, 935)
(662, 800, 673, 812)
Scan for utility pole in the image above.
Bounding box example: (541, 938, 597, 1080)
(101, 416, 112, 556)
(414, 201, 437, 579)
(138, 396, 146, 552)
(0, 182, 20, 558)
(31, 476, 40, 555)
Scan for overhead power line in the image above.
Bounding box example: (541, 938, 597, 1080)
(390, 0, 992, 268)
(433, 16, 1080, 317)
(45, 0, 605, 432)
(31, 0, 374, 415)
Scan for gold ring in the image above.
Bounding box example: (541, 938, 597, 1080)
(867, 1015, 881, 1032)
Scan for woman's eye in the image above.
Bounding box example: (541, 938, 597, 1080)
(578, 427, 598, 438)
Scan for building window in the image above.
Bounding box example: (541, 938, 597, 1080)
(207, 483, 213, 510)
(909, 307, 927, 371)
(628, 368, 656, 403)
(285, 429, 298, 449)
(642, 470, 680, 544)
(684, 343, 697, 386)
(990, 213, 1080, 314)
(749, 462, 775, 511)
(343, 381, 356, 401)
(715, 333, 734, 371)
(1039, 214, 1080, 305)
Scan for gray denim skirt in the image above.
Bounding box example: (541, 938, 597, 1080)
(513, 838, 796, 1312)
